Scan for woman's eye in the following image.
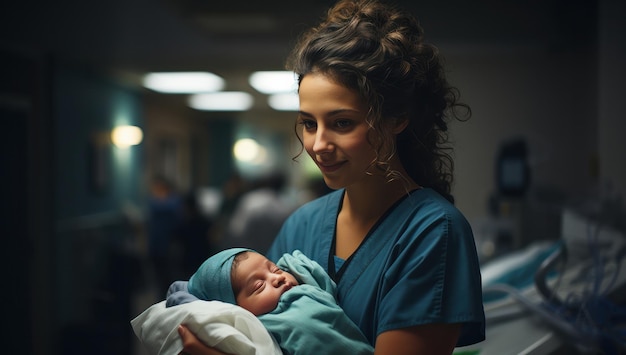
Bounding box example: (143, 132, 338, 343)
(335, 119, 352, 128)
(299, 119, 316, 130)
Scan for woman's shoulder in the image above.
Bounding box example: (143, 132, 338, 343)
(408, 188, 466, 215)
(401, 188, 472, 232)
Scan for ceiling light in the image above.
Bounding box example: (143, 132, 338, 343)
(188, 92, 254, 111)
(143, 72, 225, 93)
(248, 71, 298, 94)
(268, 93, 299, 111)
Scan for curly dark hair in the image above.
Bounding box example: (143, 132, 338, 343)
(287, 0, 470, 203)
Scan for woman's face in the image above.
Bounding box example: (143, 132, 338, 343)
(232, 252, 298, 316)
(298, 73, 377, 190)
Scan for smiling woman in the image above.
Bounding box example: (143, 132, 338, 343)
(177, 0, 485, 354)
(297, 73, 389, 190)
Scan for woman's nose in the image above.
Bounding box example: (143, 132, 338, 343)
(312, 128, 334, 155)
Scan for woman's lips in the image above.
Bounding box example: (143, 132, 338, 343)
(318, 161, 344, 173)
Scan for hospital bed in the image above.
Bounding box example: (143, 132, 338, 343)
(457, 209, 626, 355)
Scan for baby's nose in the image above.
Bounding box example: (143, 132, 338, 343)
(271, 274, 286, 287)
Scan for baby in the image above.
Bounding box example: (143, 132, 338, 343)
(167, 248, 373, 355)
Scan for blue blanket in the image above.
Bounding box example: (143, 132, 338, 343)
(261, 251, 373, 354)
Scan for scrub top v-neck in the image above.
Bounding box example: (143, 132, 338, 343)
(327, 190, 413, 284)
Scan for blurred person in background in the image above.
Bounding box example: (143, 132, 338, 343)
(146, 175, 182, 296)
(175, 191, 215, 279)
(223, 171, 295, 254)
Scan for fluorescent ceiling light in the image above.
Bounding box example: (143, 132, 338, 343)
(188, 92, 254, 111)
(268, 93, 299, 111)
(249, 71, 298, 94)
(143, 72, 225, 93)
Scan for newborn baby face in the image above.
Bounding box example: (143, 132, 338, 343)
(231, 252, 299, 316)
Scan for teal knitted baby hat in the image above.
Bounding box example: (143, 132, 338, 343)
(188, 247, 252, 305)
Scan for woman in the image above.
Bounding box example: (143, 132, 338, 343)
(179, 0, 485, 353)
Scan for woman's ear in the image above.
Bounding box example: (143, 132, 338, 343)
(392, 118, 409, 134)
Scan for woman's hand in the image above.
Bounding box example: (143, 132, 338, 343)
(177, 325, 231, 355)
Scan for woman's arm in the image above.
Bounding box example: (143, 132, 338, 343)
(177, 325, 231, 355)
(374, 323, 461, 355)
(177, 315, 461, 355)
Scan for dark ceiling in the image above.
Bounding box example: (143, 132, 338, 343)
(0, 0, 596, 97)
(2, 0, 596, 67)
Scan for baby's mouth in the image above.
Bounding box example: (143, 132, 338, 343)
(282, 282, 294, 293)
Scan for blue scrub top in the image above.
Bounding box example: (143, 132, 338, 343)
(267, 188, 485, 347)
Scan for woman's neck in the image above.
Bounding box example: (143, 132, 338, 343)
(333, 176, 417, 259)
(342, 175, 418, 224)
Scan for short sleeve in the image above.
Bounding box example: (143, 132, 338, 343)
(376, 205, 485, 346)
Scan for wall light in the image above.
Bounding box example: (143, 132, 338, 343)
(143, 72, 225, 93)
(188, 92, 254, 111)
(111, 125, 143, 148)
(248, 71, 298, 94)
(233, 138, 267, 164)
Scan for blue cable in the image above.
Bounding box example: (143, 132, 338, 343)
(534, 222, 626, 354)
(485, 227, 626, 354)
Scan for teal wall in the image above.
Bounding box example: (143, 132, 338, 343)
(206, 118, 236, 188)
(54, 66, 144, 220)
(53, 65, 144, 333)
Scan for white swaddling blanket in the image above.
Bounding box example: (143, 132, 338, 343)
(131, 300, 282, 355)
